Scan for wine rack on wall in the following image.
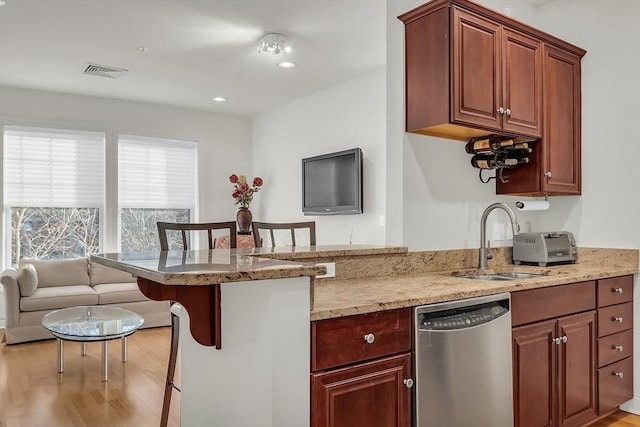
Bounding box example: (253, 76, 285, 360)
(466, 135, 534, 184)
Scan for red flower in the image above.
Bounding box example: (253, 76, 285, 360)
(228, 173, 264, 208)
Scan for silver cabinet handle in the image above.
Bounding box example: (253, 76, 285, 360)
(505, 108, 511, 116)
(614, 345, 624, 352)
(613, 317, 624, 324)
(363, 333, 375, 344)
(561, 335, 568, 343)
(497, 107, 505, 114)
(552, 337, 561, 345)
(614, 371, 624, 379)
(612, 287, 624, 294)
(403, 378, 414, 388)
(544, 171, 552, 178)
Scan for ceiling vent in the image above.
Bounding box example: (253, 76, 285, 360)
(83, 63, 128, 79)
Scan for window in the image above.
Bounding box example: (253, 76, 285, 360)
(118, 135, 197, 252)
(3, 126, 105, 265)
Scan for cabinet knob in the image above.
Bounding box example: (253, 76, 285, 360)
(613, 316, 624, 324)
(403, 378, 414, 388)
(544, 171, 552, 178)
(552, 337, 561, 345)
(363, 333, 375, 344)
(561, 335, 568, 343)
(614, 345, 624, 352)
(612, 287, 624, 294)
(614, 371, 624, 379)
(497, 107, 505, 114)
(505, 108, 511, 116)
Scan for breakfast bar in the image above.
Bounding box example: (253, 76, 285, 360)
(91, 249, 325, 427)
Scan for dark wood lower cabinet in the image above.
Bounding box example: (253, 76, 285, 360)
(311, 353, 411, 427)
(512, 311, 597, 427)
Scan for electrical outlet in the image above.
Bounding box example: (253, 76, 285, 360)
(379, 215, 385, 227)
(316, 262, 336, 279)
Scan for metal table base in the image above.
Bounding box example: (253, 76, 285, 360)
(56, 336, 129, 381)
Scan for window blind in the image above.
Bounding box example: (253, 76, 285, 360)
(3, 126, 105, 207)
(118, 135, 197, 209)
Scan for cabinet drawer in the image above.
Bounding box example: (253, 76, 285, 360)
(598, 302, 633, 337)
(511, 281, 596, 327)
(311, 308, 411, 371)
(598, 330, 633, 367)
(598, 357, 633, 414)
(598, 276, 633, 307)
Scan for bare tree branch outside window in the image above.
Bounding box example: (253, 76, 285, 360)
(120, 208, 190, 252)
(11, 207, 99, 266)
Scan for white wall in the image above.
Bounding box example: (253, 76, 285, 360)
(0, 86, 251, 327)
(251, 68, 387, 245)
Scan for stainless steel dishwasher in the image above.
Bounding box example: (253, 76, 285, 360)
(415, 292, 513, 427)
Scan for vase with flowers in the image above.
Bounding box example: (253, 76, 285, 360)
(229, 174, 263, 233)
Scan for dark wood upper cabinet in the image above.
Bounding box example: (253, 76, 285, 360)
(399, 0, 586, 196)
(497, 44, 582, 195)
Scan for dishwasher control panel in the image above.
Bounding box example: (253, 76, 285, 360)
(419, 301, 509, 331)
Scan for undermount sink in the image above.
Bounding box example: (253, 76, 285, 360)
(455, 272, 544, 281)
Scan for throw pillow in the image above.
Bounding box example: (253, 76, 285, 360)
(16, 263, 38, 297)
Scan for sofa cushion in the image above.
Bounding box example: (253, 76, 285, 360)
(20, 285, 98, 312)
(16, 264, 38, 297)
(89, 261, 134, 285)
(93, 283, 147, 305)
(19, 258, 89, 288)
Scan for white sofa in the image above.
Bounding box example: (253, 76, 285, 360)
(0, 257, 171, 344)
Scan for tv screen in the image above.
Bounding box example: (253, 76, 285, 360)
(302, 148, 363, 215)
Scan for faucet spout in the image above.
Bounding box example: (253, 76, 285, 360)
(479, 203, 519, 270)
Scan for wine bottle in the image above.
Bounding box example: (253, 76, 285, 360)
(502, 142, 531, 151)
(504, 151, 530, 164)
(465, 136, 517, 154)
(470, 153, 499, 169)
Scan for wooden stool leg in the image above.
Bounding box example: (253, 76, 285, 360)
(160, 311, 180, 427)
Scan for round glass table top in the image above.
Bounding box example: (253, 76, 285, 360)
(41, 306, 144, 341)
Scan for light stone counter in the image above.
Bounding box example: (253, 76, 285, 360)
(91, 249, 326, 285)
(311, 264, 639, 321)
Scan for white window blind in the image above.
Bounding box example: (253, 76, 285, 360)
(118, 135, 197, 209)
(4, 126, 105, 207)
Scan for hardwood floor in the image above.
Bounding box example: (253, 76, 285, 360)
(0, 327, 179, 427)
(1, 326, 639, 427)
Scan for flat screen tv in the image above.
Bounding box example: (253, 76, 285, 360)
(302, 148, 363, 215)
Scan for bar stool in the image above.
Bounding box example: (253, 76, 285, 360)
(156, 221, 237, 427)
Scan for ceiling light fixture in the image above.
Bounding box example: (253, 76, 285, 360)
(257, 33, 291, 55)
(212, 97, 227, 102)
(0, 1, 6, 6)
(277, 61, 296, 69)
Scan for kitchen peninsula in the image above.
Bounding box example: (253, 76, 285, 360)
(92, 245, 638, 427)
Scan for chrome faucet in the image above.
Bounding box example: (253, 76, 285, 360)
(479, 203, 520, 270)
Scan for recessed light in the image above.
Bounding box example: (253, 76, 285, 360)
(212, 97, 227, 102)
(0, 1, 6, 6)
(278, 61, 296, 69)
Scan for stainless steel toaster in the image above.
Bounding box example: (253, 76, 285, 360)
(512, 231, 577, 266)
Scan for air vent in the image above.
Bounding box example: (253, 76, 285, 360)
(83, 63, 128, 79)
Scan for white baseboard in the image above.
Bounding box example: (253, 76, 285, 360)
(620, 395, 640, 415)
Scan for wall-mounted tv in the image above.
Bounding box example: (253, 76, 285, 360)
(302, 148, 363, 215)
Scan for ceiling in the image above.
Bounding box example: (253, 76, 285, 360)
(0, 0, 387, 117)
(0, 0, 555, 117)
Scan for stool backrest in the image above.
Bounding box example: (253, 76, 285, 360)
(157, 221, 237, 250)
(251, 221, 316, 248)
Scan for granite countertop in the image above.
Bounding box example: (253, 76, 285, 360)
(91, 250, 326, 285)
(310, 263, 639, 321)
(240, 244, 408, 260)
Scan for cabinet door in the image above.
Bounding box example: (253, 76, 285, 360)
(512, 320, 556, 427)
(502, 28, 542, 137)
(541, 44, 582, 194)
(311, 353, 411, 427)
(451, 7, 501, 130)
(557, 311, 597, 427)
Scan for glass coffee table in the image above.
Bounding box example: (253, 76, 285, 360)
(41, 306, 144, 381)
